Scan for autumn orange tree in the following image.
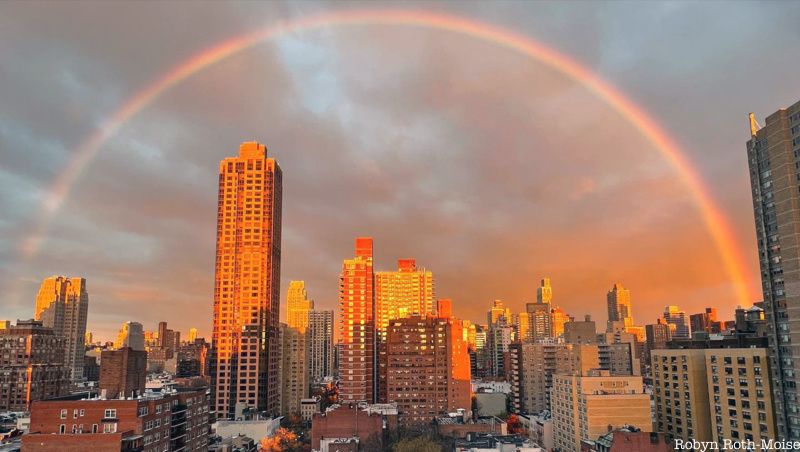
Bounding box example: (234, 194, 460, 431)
(260, 427, 303, 451)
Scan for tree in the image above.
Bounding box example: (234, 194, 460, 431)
(260, 427, 302, 451)
(506, 414, 525, 435)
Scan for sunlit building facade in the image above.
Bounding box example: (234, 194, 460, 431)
(375, 259, 435, 335)
(34, 275, 89, 381)
(663, 305, 691, 339)
(211, 141, 282, 418)
(114, 321, 145, 351)
(338, 237, 376, 403)
(287, 280, 314, 331)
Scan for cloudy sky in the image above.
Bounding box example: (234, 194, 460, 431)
(1, 1, 799, 341)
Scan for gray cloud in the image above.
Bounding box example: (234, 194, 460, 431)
(1, 1, 799, 339)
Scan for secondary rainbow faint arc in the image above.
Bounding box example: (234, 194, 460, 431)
(21, 8, 756, 306)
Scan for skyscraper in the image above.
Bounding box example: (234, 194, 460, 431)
(748, 100, 800, 439)
(187, 327, 198, 342)
(287, 280, 314, 331)
(527, 278, 554, 341)
(537, 278, 553, 304)
(114, 321, 145, 351)
(211, 141, 283, 418)
(662, 305, 691, 339)
(34, 275, 89, 381)
(308, 310, 334, 382)
(375, 258, 435, 336)
(338, 237, 376, 403)
(607, 283, 633, 328)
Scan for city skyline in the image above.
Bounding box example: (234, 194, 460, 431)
(3, 3, 800, 341)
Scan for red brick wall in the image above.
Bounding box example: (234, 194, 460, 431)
(22, 433, 124, 452)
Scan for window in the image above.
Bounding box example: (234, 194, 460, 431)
(92, 424, 98, 433)
(60, 409, 67, 419)
(59, 424, 65, 434)
(104, 409, 117, 419)
(103, 423, 117, 433)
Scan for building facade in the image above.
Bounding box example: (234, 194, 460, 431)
(552, 370, 651, 452)
(0, 320, 70, 410)
(309, 310, 334, 382)
(747, 100, 800, 439)
(23, 388, 209, 452)
(663, 306, 691, 339)
(279, 323, 309, 416)
(286, 280, 313, 331)
(114, 321, 145, 351)
(384, 314, 471, 424)
(375, 258, 435, 335)
(210, 141, 283, 418)
(99, 347, 147, 400)
(34, 275, 89, 381)
(338, 237, 376, 403)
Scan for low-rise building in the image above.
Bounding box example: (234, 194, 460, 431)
(301, 397, 321, 422)
(22, 387, 209, 452)
(311, 403, 397, 451)
(580, 426, 672, 452)
(454, 433, 542, 452)
(436, 414, 507, 438)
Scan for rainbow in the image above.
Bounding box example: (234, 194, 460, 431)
(19, 8, 756, 305)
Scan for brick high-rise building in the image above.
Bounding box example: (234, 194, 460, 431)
(308, 310, 334, 382)
(375, 259, 435, 402)
(0, 320, 70, 410)
(338, 237, 376, 403)
(385, 314, 471, 424)
(34, 276, 89, 381)
(211, 141, 283, 418)
(99, 347, 147, 399)
(23, 388, 209, 452)
(287, 280, 313, 331)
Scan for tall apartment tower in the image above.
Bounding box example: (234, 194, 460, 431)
(338, 237, 376, 403)
(308, 310, 334, 382)
(607, 283, 633, 328)
(748, 99, 800, 439)
(211, 141, 283, 418)
(279, 323, 308, 416)
(527, 278, 553, 341)
(34, 276, 89, 381)
(287, 280, 314, 331)
(375, 259, 435, 336)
